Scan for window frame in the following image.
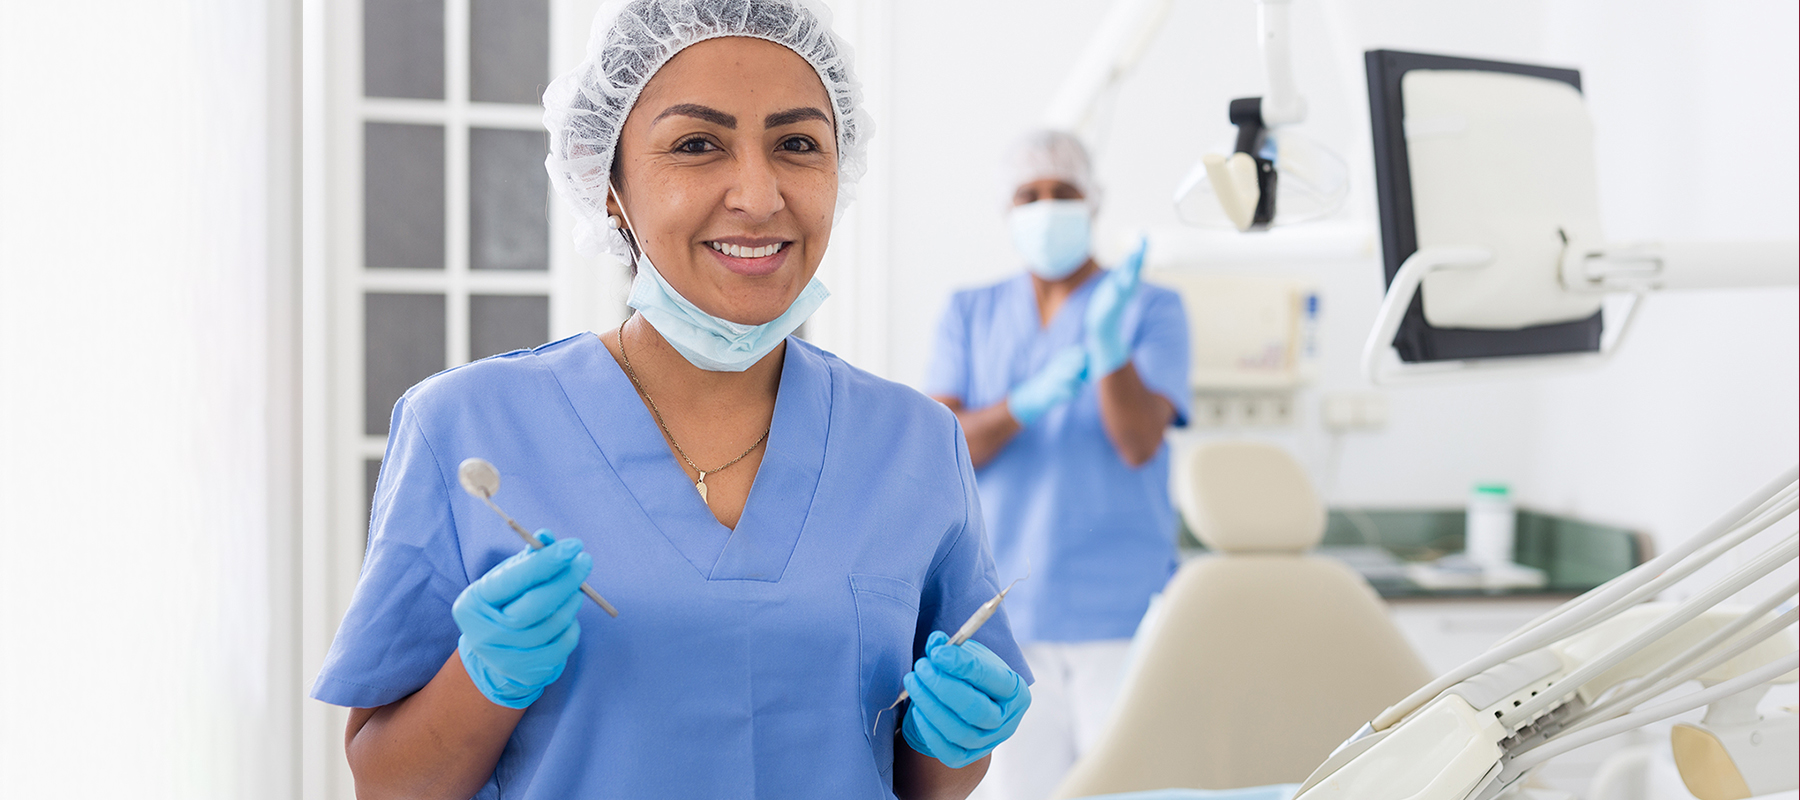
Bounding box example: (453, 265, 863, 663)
(304, 1, 622, 796)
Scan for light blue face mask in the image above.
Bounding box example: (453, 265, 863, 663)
(626, 255, 828, 372)
(1008, 199, 1092, 280)
(611, 185, 828, 372)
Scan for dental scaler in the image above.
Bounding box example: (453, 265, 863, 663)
(872, 571, 1028, 737)
(457, 457, 619, 618)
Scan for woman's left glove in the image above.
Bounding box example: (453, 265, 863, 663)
(452, 530, 592, 708)
(1084, 237, 1147, 377)
(901, 631, 1032, 768)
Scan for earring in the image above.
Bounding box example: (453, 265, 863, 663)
(606, 215, 622, 230)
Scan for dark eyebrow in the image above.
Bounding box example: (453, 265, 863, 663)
(652, 103, 736, 128)
(764, 107, 831, 128)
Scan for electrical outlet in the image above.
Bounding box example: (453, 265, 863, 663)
(1322, 391, 1388, 432)
(1190, 392, 1296, 428)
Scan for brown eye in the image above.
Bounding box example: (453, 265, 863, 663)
(778, 136, 818, 153)
(675, 137, 715, 154)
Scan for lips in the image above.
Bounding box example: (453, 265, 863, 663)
(707, 241, 787, 259)
(704, 239, 792, 277)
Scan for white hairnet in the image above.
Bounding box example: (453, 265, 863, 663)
(1000, 128, 1101, 207)
(543, 0, 873, 259)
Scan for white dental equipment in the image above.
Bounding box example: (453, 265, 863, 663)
(1041, 21, 1798, 798)
(1291, 468, 1798, 800)
(1321, 59, 1798, 795)
(1043, 0, 1348, 232)
(1360, 52, 1799, 386)
(457, 457, 620, 618)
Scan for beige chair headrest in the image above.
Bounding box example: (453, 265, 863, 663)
(1179, 441, 1325, 554)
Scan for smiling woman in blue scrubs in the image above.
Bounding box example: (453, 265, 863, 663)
(310, 2, 1030, 798)
(925, 130, 1191, 800)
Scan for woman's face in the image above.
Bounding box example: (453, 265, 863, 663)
(609, 37, 838, 326)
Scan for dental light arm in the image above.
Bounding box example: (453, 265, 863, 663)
(1254, 0, 1305, 126)
(1041, 0, 1172, 137)
(1295, 469, 1798, 800)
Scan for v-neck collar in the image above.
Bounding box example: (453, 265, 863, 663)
(548, 333, 831, 583)
(1015, 270, 1104, 337)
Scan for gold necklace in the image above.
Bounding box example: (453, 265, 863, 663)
(616, 321, 770, 504)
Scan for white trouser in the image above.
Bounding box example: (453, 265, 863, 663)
(973, 639, 1133, 800)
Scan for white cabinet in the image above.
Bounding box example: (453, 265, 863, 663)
(1387, 596, 1567, 676)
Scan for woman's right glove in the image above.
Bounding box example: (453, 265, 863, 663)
(452, 530, 592, 708)
(901, 631, 1032, 769)
(1006, 345, 1089, 426)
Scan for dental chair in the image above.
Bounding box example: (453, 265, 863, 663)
(1052, 441, 1434, 798)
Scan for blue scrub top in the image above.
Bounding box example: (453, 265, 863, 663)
(925, 271, 1191, 644)
(312, 333, 1029, 799)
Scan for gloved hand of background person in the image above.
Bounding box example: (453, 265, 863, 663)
(1084, 236, 1147, 376)
(1006, 345, 1088, 426)
(453, 530, 593, 708)
(901, 631, 1032, 769)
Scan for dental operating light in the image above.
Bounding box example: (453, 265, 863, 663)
(1043, 0, 1349, 232)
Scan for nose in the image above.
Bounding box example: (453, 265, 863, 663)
(724, 149, 785, 221)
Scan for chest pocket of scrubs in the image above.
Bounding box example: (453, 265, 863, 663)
(850, 573, 920, 779)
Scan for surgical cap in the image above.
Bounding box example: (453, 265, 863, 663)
(543, 0, 873, 258)
(1000, 128, 1101, 207)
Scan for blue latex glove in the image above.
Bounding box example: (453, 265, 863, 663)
(1006, 345, 1088, 426)
(1084, 237, 1147, 376)
(901, 631, 1032, 769)
(453, 530, 593, 708)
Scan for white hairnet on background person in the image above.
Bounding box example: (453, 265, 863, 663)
(543, 0, 873, 259)
(1000, 128, 1101, 207)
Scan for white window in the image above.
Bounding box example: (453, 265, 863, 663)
(305, 0, 621, 795)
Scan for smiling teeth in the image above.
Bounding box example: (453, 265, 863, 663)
(709, 241, 786, 259)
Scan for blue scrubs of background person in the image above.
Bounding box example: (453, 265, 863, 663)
(311, 2, 1030, 798)
(925, 130, 1191, 800)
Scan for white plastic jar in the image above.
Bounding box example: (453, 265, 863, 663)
(1466, 483, 1516, 568)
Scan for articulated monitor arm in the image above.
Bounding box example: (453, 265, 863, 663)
(1363, 239, 1799, 386)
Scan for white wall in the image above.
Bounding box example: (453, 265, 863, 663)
(1524, 0, 1799, 564)
(865, 0, 1797, 544)
(0, 3, 299, 798)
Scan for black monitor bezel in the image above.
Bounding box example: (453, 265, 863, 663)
(1365, 49, 1604, 363)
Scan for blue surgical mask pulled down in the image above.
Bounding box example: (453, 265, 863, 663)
(613, 184, 828, 373)
(627, 252, 828, 373)
(1008, 199, 1092, 280)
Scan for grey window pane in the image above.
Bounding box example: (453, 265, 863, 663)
(471, 0, 549, 104)
(365, 458, 383, 511)
(470, 128, 548, 271)
(470, 294, 549, 360)
(363, 458, 382, 562)
(365, 122, 445, 270)
(365, 292, 446, 435)
(364, 0, 445, 99)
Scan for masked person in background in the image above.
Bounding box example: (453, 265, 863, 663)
(925, 129, 1191, 800)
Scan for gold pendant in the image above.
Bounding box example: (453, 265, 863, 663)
(695, 472, 708, 503)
